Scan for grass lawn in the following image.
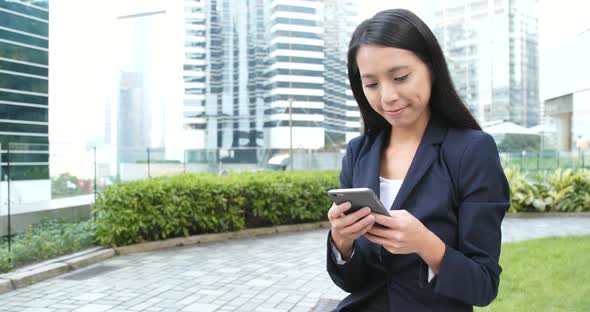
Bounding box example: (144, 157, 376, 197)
(476, 235, 590, 311)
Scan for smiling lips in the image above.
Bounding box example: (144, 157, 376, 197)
(383, 106, 408, 117)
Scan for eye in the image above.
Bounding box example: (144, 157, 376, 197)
(394, 74, 409, 81)
(364, 83, 378, 89)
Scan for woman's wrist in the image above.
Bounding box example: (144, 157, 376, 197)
(331, 233, 354, 260)
(417, 228, 445, 273)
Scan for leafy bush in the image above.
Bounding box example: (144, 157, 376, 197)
(94, 171, 339, 246)
(505, 168, 590, 212)
(0, 218, 96, 273)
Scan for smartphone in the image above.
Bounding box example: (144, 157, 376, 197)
(327, 188, 391, 216)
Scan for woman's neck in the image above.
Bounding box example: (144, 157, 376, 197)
(389, 110, 430, 147)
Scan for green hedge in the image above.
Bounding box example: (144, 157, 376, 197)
(94, 171, 339, 246)
(0, 218, 96, 273)
(94, 168, 590, 247)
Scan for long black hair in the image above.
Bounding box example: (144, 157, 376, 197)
(347, 9, 481, 134)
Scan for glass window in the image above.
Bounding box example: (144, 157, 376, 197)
(4, 152, 48, 163)
(186, 29, 205, 36)
(274, 81, 323, 89)
(0, 134, 47, 145)
(183, 64, 207, 71)
(275, 69, 323, 77)
(264, 120, 321, 127)
(185, 88, 205, 95)
(0, 72, 48, 93)
(0, 164, 49, 180)
(0, 59, 47, 76)
(184, 77, 206, 83)
(0, 90, 47, 105)
(273, 17, 316, 27)
(185, 41, 206, 48)
(265, 107, 322, 115)
(275, 56, 322, 64)
(185, 18, 205, 25)
(185, 52, 206, 59)
(0, 0, 48, 19)
(0, 121, 47, 133)
(0, 11, 48, 37)
(273, 43, 323, 52)
(0, 104, 47, 122)
(0, 28, 47, 48)
(0, 41, 48, 64)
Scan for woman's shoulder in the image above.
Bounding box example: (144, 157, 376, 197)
(443, 128, 499, 165)
(446, 127, 495, 147)
(346, 130, 383, 151)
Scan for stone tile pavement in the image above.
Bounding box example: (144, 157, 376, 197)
(0, 216, 588, 312)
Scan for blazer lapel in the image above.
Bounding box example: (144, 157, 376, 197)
(390, 119, 448, 211)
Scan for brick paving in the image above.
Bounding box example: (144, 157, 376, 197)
(0, 216, 588, 312)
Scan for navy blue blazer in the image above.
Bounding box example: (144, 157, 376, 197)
(326, 118, 510, 311)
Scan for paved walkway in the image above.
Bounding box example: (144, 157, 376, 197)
(0, 216, 589, 312)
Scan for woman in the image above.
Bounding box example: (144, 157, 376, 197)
(326, 9, 510, 311)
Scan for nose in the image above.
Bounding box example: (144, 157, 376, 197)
(380, 82, 399, 105)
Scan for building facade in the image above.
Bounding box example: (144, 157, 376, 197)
(181, 0, 361, 155)
(322, 0, 359, 147)
(0, 0, 49, 182)
(428, 0, 539, 127)
(542, 29, 590, 151)
(264, 0, 326, 149)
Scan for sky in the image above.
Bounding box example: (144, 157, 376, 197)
(48, 0, 590, 147)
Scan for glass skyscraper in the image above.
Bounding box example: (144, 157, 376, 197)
(322, 0, 359, 146)
(0, 0, 49, 181)
(428, 0, 539, 127)
(181, 0, 360, 153)
(183, 0, 265, 160)
(264, 0, 326, 149)
(183, 0, 208, 139)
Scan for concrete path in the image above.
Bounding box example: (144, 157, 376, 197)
(0, 216, 589, 312)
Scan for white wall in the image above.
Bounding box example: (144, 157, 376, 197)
(266, 127, 325, 149)
(542, 31, 590, 100)
(573, 89, 590, 140)
(0, 180, 51, 207)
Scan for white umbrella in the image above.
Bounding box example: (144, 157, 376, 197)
(268, 154, 290, 165)
(483, 121, 538, 135)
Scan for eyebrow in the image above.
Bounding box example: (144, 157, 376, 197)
(360, 66, 409, 79)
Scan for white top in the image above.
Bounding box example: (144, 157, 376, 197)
(379, 176, 403, 211)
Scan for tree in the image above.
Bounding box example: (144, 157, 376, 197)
(497, 134, 540, 152)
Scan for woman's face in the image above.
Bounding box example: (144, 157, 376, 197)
(356, 45, 432, 129)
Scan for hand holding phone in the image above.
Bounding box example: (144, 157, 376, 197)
(327, 201, 375, 259)
(327, 188, 391, 216)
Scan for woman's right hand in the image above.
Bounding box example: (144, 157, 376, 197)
(328, 202, 375, 259)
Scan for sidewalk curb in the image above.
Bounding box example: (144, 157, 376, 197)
(0, 279, 11, 294)
(0, 221, 331, 294)
(0, 247, 117, 295)
(9, 262, 69, 289)
(64, 249, 116, 270)
(115, 221, 331, 255)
